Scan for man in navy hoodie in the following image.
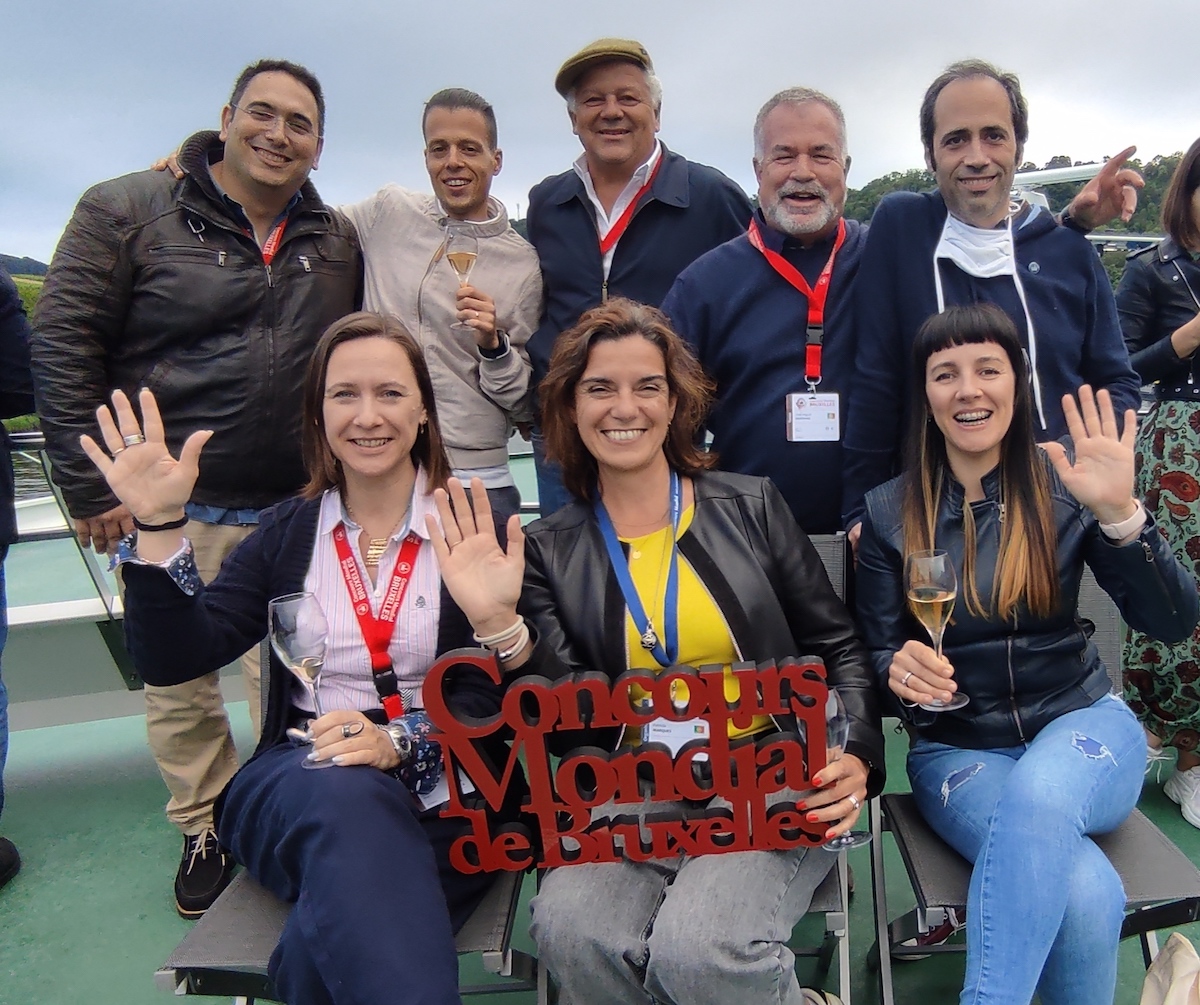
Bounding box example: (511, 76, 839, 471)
(841, 59, 1142, 534)
(525, 38, 751, 514)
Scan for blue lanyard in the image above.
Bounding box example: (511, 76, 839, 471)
(594, 471, 682, 668)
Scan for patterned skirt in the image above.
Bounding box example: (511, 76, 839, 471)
(1123, 399, 1200, 750)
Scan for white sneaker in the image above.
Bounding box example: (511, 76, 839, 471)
(1164, 766, 1200, 828)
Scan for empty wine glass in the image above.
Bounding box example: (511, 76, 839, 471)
(822, 688, 872, 850)
(445, 227, 478, 330)
(904, 549, 968, 711)
(268, 592, 333, 769)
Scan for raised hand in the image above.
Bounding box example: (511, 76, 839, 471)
(1065, 145, 1143, 229)
(426, 477, 525, 636)
(1040, 386, 1138, 524)
(79, 388, 212, 524)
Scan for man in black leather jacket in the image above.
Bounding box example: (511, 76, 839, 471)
(30, 59, 362, 918)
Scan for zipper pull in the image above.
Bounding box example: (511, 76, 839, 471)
(299, 255, 311, 273)
(601, 279, 609, 303)
(1142, 540, 1155, 563)
(188, 217, 206, 243)
(217, 251, 226, 267)
(265, 264, 274, 288)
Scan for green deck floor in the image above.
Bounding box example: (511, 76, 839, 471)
(3, 705, 1200, 1004)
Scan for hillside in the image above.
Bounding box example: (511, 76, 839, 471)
(1, 254, 47, 276)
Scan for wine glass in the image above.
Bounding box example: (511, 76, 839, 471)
(445, 227, 478, 330)
(268, 592, 333, 769)
(904, 549, 968, 711)
(822, 688, 872, 850)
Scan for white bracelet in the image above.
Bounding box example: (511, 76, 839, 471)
(473, 617, 525, 648)
(1099, 501, 1147, 541)
(494, 621, 531, 663)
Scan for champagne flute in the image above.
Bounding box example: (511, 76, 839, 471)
(268, 592, 334, 769)
(822, 688, 872, 850)
(904, 549, 968, 711)
(445, 227, 478, 330)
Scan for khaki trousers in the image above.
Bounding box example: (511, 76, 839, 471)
(136, 521, 263, 835)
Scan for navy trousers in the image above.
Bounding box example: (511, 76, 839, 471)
(218, 742, 494, 1005)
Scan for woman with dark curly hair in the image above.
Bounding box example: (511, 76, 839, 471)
(1118, 138, 1200, 823)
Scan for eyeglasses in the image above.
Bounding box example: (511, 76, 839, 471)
(231, 103, 320, 141)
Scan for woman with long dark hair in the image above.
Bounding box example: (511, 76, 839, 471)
(1118, 138, 1200, 821)
(83, 312, 523, 1005)
(856, 303, 1197, 1005)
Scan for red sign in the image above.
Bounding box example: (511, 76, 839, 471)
(422, 651, 831, 873)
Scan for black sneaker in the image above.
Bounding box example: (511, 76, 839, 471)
(174, 829, 234, 919)
(0, 837, 20, 890)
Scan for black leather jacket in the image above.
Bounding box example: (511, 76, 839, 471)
(1117, 238, 1200, 389)
(857, 459, 1199, 749)
(32, 131, 363, 518)
(518, 470, 885, 795)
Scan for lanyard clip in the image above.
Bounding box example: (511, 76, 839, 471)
(806, 378, 821, 397)
(805, 323, 824, 346)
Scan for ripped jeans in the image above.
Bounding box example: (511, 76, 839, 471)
(907, 695, 1145, 1005)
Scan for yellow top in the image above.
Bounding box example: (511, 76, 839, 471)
(622, 505, 773, 740)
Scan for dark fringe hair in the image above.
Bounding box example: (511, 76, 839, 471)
(538, 298, 717, 502)
(901, 304, 1058, 620)
(300, 312, 452, 499)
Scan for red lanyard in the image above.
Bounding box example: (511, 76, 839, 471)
(747, 217, 846, 387)
(597, 156, 663, 256)
(332, 523, 423, 721)
(254, 217, 288, 265)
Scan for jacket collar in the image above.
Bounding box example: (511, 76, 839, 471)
(554, 142, 690, 209)
(943, 464, 1003, 517)
(1156, 236, 1191, 264)
(176, 130, 331, 227)
(422, 193, 513, 239)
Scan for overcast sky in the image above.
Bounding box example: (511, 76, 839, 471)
(4, 0, 1196, 264)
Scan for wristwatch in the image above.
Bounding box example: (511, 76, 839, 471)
(382, 721, 413, 763)
(478, 329, 510, 359)
(1059, 205, 1090, 235)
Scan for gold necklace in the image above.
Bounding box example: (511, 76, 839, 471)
(344, 501, 411, 567)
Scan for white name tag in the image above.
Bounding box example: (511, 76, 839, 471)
(418, 767, 476, 811)
(786, 392, 840, 442)
(642, 717, 710, 756)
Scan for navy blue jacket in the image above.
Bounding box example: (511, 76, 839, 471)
(842, 191, 1142, 528)
(0, 267, 36, 549)
(663, 212, 868, 535)
(525, 144, 751, 387)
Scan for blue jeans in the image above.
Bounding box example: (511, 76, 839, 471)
(530, 428, 573, 518)
(908, 695, 1144, 1005)
(0, 556, 8, 819)
(218, 743, 494, 1005)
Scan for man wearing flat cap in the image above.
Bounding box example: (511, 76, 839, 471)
(525, 37, 752, 514)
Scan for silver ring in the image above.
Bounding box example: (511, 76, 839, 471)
(901, 671, 914, 688)
(341, 721, 364, 739)
(848, 794, 861, 811)
(122, 433, 146, 447)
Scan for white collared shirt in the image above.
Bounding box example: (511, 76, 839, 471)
(573, 140, 662, 279)
(296, 471, 443, 715)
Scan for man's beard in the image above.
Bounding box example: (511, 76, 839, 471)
(762, 182, 838, 239)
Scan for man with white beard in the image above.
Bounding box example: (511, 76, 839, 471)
(663, 88, 864, 534)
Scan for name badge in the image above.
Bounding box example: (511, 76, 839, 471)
(642, 717, 710, 756)
(786, 392, 840, 442)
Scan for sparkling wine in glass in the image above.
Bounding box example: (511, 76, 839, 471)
(268, 591, 334, 769)
(905, 549, 968, 711)
(822, 688, 872, 850)
(445, 228, 478, 330)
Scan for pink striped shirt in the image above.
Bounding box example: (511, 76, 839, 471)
(293, 471, 443, 715)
